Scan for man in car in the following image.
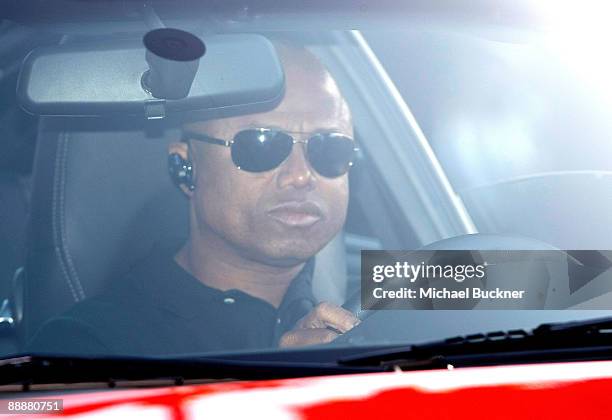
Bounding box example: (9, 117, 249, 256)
(27, 39, 361, 356)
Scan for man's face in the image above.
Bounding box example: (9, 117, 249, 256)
(182, 44, 353, 266)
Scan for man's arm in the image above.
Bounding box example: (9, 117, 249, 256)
(25, 317, 114, 356)
(278, 302, 360, 348)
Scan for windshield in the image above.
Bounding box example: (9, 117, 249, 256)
(1, 2, 612, 362)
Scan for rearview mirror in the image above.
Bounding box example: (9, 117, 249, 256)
(16, 33, 285, 119)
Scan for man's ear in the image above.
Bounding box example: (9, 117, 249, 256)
(168, 141, 195, 197)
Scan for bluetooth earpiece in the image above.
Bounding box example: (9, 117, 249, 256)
(168, 153, 195, 191)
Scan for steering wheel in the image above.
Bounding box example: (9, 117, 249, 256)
(341, 233, 563, 321)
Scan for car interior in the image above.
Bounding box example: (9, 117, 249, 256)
(0, 26, 401, 355)
(4, 16, 612, 358)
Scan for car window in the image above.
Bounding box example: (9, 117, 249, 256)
(367, 28, 612, 249)
(1, 3, 612, 361)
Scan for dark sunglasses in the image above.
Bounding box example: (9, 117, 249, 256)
(183, 128, 358, 178)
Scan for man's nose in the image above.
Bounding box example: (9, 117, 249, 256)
(277, 143, 316, 190)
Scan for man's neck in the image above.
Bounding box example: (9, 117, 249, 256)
(174, 233, 305, 309)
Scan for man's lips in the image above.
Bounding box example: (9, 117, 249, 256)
(267, 201, 324, 227)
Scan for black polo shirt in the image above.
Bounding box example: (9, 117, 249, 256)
(27, 244, 317, 357)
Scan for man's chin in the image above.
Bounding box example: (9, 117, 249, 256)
(249, 239, 325, 267)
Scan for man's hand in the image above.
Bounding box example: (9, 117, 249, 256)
(279, 302, 360, 348)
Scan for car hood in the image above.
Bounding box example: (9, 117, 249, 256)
(4, 360, 612, 419)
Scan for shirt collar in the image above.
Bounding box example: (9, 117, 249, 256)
(132, 242, 317, 321)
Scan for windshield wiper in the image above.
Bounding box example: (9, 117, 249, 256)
(0, 353, 383, 390)
(8, 317, 612, 389)
(339, 316, 612, 370)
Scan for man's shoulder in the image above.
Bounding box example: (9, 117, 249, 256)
(65, 283, 149, 326)
(26, 251, 176, 356)
(63, 242, 183, 323)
